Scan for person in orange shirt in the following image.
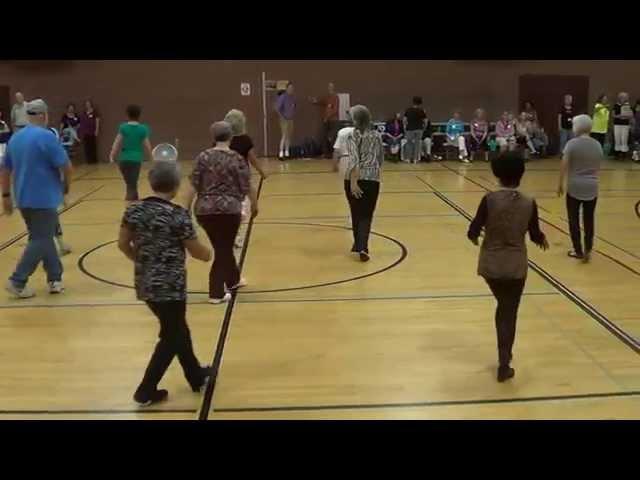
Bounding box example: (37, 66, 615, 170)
(310, 82, 340, 158)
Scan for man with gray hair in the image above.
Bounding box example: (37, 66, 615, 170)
(11, 92, 28, 131)
(119, 160, 213, 406)
(557, 114, 603, 263)
(2, 99, 72, 298)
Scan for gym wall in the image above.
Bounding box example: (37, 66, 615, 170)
(1, 60, 639, 159)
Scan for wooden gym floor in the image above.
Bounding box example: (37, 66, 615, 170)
(0, 157, 639, 420)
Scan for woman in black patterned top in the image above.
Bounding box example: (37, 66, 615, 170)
(118, 161, 213, 406)
(344, 105, 385, 262)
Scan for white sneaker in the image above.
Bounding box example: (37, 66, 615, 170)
(48, 281, 65, 294)
(461, 157, 471, 164)
(208, 293, 232, 305)
(5, 280, 36, 299)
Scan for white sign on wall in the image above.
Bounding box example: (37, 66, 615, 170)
(241, 83, 251, 96)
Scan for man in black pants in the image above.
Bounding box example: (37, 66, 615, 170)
(118, 161, 213, 406)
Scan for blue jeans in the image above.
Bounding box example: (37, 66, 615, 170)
(559, 128, 573, 154)
(10, 208, 63, 288)
(404, 130, 423, 162)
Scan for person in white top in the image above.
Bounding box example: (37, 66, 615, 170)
(11, 92, 29, 131)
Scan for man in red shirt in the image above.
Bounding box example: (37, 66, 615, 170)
(310, 82, 340, 158)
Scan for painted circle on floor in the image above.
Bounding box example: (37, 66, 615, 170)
(78, 221, 408, 294)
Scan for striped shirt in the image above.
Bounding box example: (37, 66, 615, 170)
(345, 128, 384, 182)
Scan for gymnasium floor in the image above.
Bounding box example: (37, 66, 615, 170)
(0, 157, 639, 420)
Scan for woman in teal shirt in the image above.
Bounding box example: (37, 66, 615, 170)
(109, 104, 152, 201)
(446, 110, 469, 163)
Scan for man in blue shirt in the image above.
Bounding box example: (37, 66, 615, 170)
(1, 99, 73, 299)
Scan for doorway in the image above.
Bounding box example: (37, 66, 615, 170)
(518, 75, 590, 155)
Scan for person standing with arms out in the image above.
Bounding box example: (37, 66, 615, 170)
(183, 122, 259, 305)
(276, 82, 296, 160)
(79, 100, 100, 164)
(11, 92, 29, 132)
(612, 92, 633, 159)
(403, 96, 426, 164)
(558, 94, 575, 154)
(310, 82, 340, 159)
(118, 161, 213, 406)
(468, 151, 548, 383)
(109, 105, 152, 202)
(558, 114, 603, 263)
(591, 94, 610, 150)
(344, 105, 384, 262)
(1, 99, 72, 299)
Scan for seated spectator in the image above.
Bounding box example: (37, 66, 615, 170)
(523, 101, 538, 124)
(515, 112, 537, 155)
(469, 108, 489, 161)
(632, 100, 640, 163)
(530, 122, 549, 157)
(422, 115, 442, 161)
(384, 112, 404, 159)
(446, 110, 469, 163)
(495, 111, 516, 152)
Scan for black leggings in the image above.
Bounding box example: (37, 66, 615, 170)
(197, 214, 241, 299)
(136, 300, 204, 398)
(485, 278, 526, 368)
(566, 194, 597, 256)
(83, 134, 98, 164)
(119, 162, 141, 201)
(344, 180, 380, 253)
(590, 132, 606, 149)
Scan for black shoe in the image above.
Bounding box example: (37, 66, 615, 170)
(359, 251, 370, 262)
(497, 366, 515, 383)
(134, 389, 169, 407)
(568, 250, 584, 260)
(191, 366, 214, 393)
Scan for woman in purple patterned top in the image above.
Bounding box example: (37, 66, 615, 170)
(183, 121, 259, 304)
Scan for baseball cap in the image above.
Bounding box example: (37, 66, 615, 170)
(26, 99, 48, 115)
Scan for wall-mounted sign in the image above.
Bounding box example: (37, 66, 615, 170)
(241, 82, 251, 96)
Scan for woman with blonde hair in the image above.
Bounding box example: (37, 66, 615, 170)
(224, 109, 267, 249)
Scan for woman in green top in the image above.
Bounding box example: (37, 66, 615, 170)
(109, 104, 152, 201)
(591, 94, 610, 149)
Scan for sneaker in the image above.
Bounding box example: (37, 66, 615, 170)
(567, 250, 584, 260)
(633, 151, 640, 162)
(460, 157, 471, 164)
(134, 389, 169, 407)
(5, 280, 36, 299)
(497, 366, 515, 383)
(191, 366, 214, 393)
(227, 278, 248, 291)
(359, 251, 370, 262)
(582, 251, 592, 264)
(48, 281, 65, 294)
(208, 293, 232, 305)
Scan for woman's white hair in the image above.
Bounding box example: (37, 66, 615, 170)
(350, 105, 371, 130)
(224, 109, 246, 136)
(572, 114, 593, 135)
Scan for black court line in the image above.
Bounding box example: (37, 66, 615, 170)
(78, 222, 409, 295)
(0, 408, 196, 415)
(197, 178, 264, 421)
(214, 390, 640, 414)
(416, 174, 640, 354)
(439, 163, 640, 271)
(0, 185, 105, 253)
(0, 291, 559, 311)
